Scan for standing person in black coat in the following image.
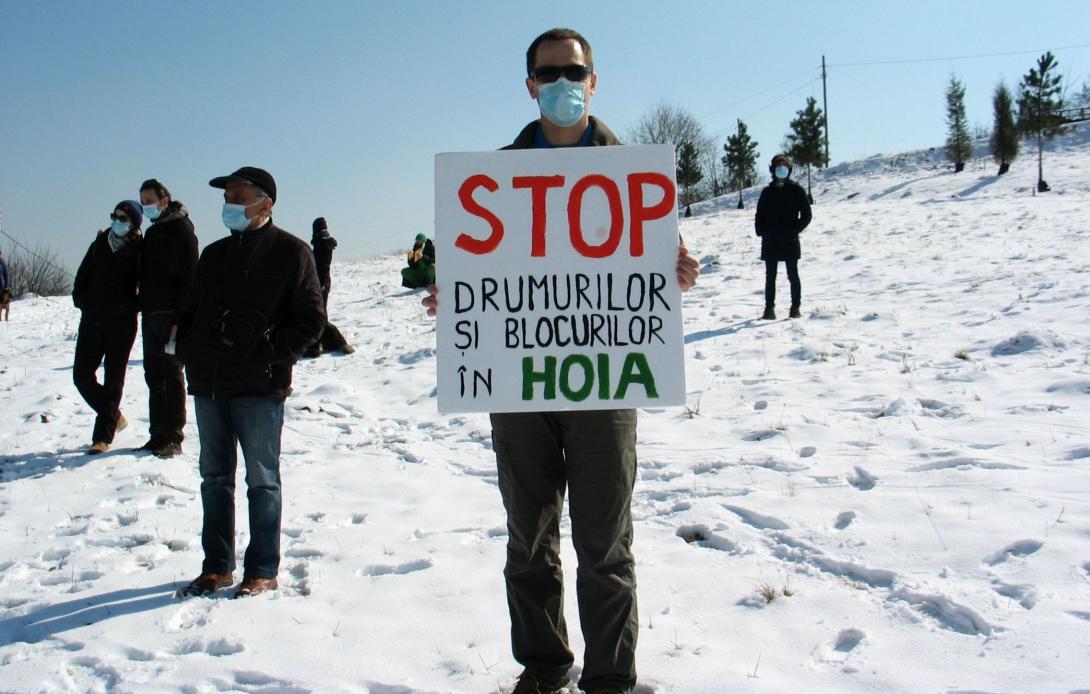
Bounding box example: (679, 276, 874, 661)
(0, 248, 11, 320)
(311, 217, 335, 304)
(755, 154, 812, 319)
(72, 200, 143, 454)
(174, 167, 325, 599)
(304, 217, 353, 357)
(138, 179, 199, 458)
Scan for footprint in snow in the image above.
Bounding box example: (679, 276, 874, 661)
(169, 636, 245, 656)
(359, 558, 434, 577)
(834, 511, 856, 529)
(214, 672, 309, 694)
(847, 466, 877, 491)
(723, 504, 790, 530)
(834, 628, 866, 652)
(284, 545, 323, 559)
(675, 524, 743, 553)
(164, 599, 219, 631)
(984, 539, 1043, 565)
(991, 579, 1037, 609)
(286, 562, 312, 596)
(799, 446, 817, 458)
(62, 656, 121, 692)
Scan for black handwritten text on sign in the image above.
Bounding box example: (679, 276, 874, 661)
(435, 145, 686, 414)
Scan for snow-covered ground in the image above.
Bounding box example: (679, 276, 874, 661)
(2, 127, 1089, 693)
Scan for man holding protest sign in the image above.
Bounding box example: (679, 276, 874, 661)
(426, 28, 699, 694)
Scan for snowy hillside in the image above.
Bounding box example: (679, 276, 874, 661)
(2, 127, 1089, 693)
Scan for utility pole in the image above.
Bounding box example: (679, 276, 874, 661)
(821, 55, 830, 167)
(736, 119, 744, 210)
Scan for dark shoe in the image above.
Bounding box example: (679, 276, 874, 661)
(761, 307, 776, 320)
(789, 305, 801, 319)
(339, 344, 355, 355)
(153, 441, 183, 459)
(176, 572, 234, 598)
(303, 344, 322, 359)
(583, 689, 633, 694)
(513, 671, 569, 694)
(88, 441, 110, 455)
(233, 576, 278, 598)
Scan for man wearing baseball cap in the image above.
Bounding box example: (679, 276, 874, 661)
(174, 166, 325, 598)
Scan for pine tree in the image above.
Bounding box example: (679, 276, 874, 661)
(945, 75, 972, 172)
(723, 119, 759, 210)
(990, 82, 1019, 175)
(676, 140, 704, 215)
(784, 96, 826, 201)
(1017, 51, 1064, 192)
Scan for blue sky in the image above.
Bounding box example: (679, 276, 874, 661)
(2, 0, 1088, 271)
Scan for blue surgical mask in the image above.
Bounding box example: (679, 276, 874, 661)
(143, 203, 162, 221)
(111, 219, 132, 236)
(221, 201, 260, 231)
(774, 166, 790, 180)
(537, 78, 587, 128)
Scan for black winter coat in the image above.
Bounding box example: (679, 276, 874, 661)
(754, 179, 812, 261)
(177, 220, 325, 399)
(311, 235, 337, 290)
(72, 231, 142, 319)
(140, 202, 198, 315)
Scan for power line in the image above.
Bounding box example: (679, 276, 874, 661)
(743, 76, 824, 121)
(339, 217, 434, 254)
(0, 225, 74, 279)
(828, 42, 1090, 68)
(700, 66, 822, 120)
(709, 75, 824, 140)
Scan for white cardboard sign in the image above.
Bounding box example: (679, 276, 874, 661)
(434, 144, 685, 413)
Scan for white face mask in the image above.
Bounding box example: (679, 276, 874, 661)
(111, 218, 132, 236)
(143, 203, 162, 221)
(774, 165, 790, 180)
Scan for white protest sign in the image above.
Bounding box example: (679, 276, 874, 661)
(434, 144, 685, 413)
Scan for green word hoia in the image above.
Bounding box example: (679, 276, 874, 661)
(522, 352, 659, 402)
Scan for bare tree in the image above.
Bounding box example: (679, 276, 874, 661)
(4, 242, 73, 296)
(700, 138, 726, 197)
(626, 100, 708, 150)
(626, 101, 718, 203)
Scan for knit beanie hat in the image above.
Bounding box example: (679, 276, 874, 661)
(313, 217, 328, 234)
(415, 232, 427, 242)
(115, 200, 143, 230)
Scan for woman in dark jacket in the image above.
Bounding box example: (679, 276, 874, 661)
(71, 200, 143, 453)
(755, 154, 812, 319)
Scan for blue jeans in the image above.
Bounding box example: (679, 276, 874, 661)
(194, 395, 285, 578)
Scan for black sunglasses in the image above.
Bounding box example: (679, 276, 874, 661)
(110, 213, 130, 223)
(532, 64, 592, 84)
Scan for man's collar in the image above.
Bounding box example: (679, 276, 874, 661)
(533, 121, 595, 148)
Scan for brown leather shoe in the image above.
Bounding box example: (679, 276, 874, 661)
(176, 572, 234, 598)
(88, 441, 110, 455)
(233, 576, 278, 598)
